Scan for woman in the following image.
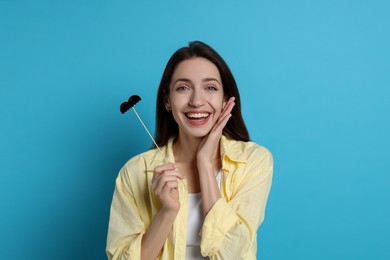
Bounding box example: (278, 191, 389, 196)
(106, 41, 273, 260)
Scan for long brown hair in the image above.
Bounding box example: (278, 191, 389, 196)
(155, 41, 250, 147)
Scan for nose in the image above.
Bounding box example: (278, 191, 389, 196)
(189, 89, 204, 107)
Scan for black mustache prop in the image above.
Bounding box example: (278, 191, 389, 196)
(120, 95, 168, 163)
(120, 95, 141, 114)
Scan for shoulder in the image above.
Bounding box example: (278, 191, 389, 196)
(114, 148, 161, 197)
(122, 148, 157, 172)
(117, 148, 157, 183)
(222, 136, 273, 164)
(222, 137, 273, 187)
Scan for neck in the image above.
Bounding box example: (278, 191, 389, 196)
(173, 134, 202, 163)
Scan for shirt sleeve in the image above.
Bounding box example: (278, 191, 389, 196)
(106, 166, 145, 260)
(200, 147, 273, 259)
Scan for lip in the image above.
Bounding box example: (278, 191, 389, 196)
(184, 110, 211, 126)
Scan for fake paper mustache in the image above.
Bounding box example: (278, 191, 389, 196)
(120, 95, 168, 163)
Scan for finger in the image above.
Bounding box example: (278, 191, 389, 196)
(153, 168, 182, 177)
(152, 173, 182, 190)
(211, 113, 232, 135)
(162, 180, 178, 191)
(154, 163, 176, 175)
(158, 169, 183, 179)
(153, 175, 179, 194)
(152, 170, 183, 193)
(161, 182, 179, 200)
(221, 97, 235, 115)
(216, 102, 235, 130)
(152, 169, 182, 189)
(153, 163, 177, 180)
(222, 96, 235, 110)
(220, 98, 235, 118)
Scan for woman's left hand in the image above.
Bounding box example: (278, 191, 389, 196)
(197, 96, 235, 165)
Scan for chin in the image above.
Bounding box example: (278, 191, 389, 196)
(181, 127, 212, 139)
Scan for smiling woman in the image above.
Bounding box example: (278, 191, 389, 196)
(106, 41, 273, 260)
(166, 57, 226, 137)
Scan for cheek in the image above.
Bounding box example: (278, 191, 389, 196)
(170, 104, 183, 123)
(214, 97, 225, 112)
(212, 104, 224, 120)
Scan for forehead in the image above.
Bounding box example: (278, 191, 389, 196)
(171, 57, 221, 82)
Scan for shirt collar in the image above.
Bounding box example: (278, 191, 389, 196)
(146, 137, 175, 172)
(146, 135, 248, 172)
(220, 135, 248, 164)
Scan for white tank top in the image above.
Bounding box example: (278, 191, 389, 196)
(186, 170, 222, 260)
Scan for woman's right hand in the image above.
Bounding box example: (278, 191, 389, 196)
(141, 164, 183, 260)
(152, 163, 183, 214)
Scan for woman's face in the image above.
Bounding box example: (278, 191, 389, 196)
(166, 57, 226, 139)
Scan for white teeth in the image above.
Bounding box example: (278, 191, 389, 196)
(186, 113, 209, 118)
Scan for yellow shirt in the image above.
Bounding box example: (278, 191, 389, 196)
(106, 136, 273, 260)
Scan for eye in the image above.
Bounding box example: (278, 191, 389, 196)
(206, 85, 218, 91)
(176, 85, 189, 91)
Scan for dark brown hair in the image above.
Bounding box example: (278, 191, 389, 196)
(155, 41, 250, 146)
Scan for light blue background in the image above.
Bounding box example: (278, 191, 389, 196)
(1, 0, 389, 259)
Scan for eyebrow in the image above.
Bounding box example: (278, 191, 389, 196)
(203, 77, 221, 85)
(173, 78, 221, 85)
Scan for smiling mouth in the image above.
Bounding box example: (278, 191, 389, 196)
(185, 112, 210, 119)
